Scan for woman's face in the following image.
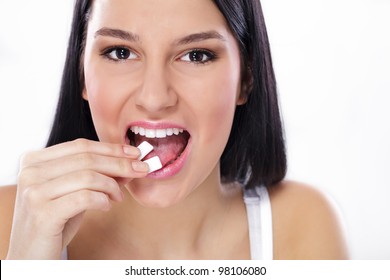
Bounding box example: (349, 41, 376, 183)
(83, 0, 243, 207)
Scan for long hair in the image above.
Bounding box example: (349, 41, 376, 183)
(46, 0, 287, 188)
(215, 0, 287, 187)
(46, 0, 97, 145)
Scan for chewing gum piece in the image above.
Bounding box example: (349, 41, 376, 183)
(143, 156, 163, 173)
(137, 141, 154, 160)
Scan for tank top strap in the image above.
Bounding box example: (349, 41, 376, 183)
(61, 247, 68, 260)
(243, 185, 273, 260)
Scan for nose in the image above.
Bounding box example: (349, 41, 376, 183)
(135, 62, 178, 114)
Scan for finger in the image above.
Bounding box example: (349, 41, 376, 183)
(20, 139, 140, 168)
(38, 190, 112, 240)
(50, 190, 112, 219)
(19, 153, 149, 187)
(33, 170, 125, 202)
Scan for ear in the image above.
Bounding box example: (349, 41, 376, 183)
(237, 69, 253, 105)
(236, 90, 248, 105)
(82, 87, 88, 101)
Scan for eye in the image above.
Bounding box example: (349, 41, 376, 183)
(102, 47, 138, 61)
(180, 49, 216, 64)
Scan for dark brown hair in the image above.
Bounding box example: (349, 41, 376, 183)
(47, 0, 287, 188)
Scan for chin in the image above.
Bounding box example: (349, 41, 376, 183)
(125, 180, 188, 208)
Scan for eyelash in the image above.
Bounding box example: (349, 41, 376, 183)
(100, 46, 217, 64)
(101, 46, 137, 62)
(180, 49, 217, 64)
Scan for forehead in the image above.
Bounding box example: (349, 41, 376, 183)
(88, 0, 231, 40)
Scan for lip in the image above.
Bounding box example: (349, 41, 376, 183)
(124, 120, 191, 179)
(124, 121, 188, 144)
(147, 136, 191, 179)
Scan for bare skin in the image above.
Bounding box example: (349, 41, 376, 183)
(0, 0, 348, 259)
(0, 178, 348, 259)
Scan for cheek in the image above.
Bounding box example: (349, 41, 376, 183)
(206, 80, 238, 154)
(179, 66, 240, 189)
(84, 64, 131, 142)
(193, 66, 240, 139)
(176, 64, 240, 180)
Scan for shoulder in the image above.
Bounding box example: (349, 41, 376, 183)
(268, 180, 349, 259)
(0, 185, 17, 259)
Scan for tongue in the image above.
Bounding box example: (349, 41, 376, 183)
(134, 134, 188, 167)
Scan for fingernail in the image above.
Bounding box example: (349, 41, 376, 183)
(131, 161, 149, 172)
(123, 145, 140, 157)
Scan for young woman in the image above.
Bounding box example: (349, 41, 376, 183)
(0, 0, 348, 259)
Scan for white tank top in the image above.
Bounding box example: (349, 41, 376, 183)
(61, 185, 273, 260)
(243, 185, 273, 260)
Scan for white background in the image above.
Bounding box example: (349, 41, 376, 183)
(0, 0, 389, 259)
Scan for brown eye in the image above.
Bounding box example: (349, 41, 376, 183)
(103, 47, 137, 61)
(180, 49, 216, 64)
(116, 48, 131, 59)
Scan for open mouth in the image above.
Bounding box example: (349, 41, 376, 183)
(126, 126, 191, 169)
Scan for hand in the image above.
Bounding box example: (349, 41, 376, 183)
(6, 138, 148, 259)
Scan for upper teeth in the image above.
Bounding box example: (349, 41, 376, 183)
(130, 126, 184, 138)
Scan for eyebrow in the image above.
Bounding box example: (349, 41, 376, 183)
(174, 31, 226, 45)
(94, 27, 140, 42)
(95, 28, 226, 45)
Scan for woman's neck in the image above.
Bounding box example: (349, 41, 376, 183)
(69, 169, 247, 259)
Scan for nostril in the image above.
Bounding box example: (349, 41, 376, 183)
(135, 94, 178, 113)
